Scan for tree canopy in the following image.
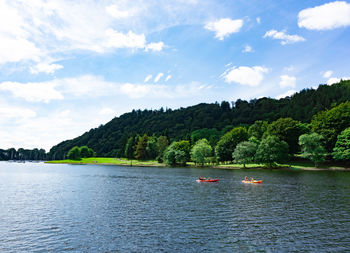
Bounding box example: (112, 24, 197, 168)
(299, 133, 327, 166)
(311, 102, 350, 152)
(215, 127, 248, 162)
(43, 80, 350, 160)
(191, 139, 212, 165)
(333, 127, 350, 161)
(232, 141, 258, 168)
(255, 136, 289, 167)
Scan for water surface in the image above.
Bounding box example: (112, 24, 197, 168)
(0, 162, 350, 252)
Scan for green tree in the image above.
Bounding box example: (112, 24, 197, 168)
(232, 141, 258, 168)
(265, 118, 306, 154)
(333, 127, 350, 161)
(146, 136, 158, 160)
(248, 120, 269, 140)
(67, 146, 81, 160)
(299, 133, 327, 167)
(191, 128, 221, 147)
(87, 147, 96, 157)
(163, 140, 191, 165)
(80, 146, 90, 158)
(156, 136, 169, 162)
(311, 102, 350, 151)
(191, 139, 212, 166)
(215, 127, 248, 162)
(255, 136, 289, 167)
(135, 134, 149, 160)
(124, 136, 135, 159)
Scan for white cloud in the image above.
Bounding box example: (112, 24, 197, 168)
(263, 30, 305, 45)
(154, 73, 164, 83)
(106, 4, 138, 19)
(30, 62, 63, 74)
(275, 89, 297, 99)
(327, 77, 350, 85)
(222, 66, 269, 86)
(298, 1, 350, 30)
(0, 106, 36, 119)
(120, 83, 157, 99)
(205, 18, 243, 40)
(0, 81, 63, 103)
(280, 75, 296, 88)
(99, 107, 115, 116)
(145, 42, 165, 52)
(57, 75, 117, 97)
(323, 70, 333, 78)
(0, 75, 117, 103)
(144, 74, 153, 82)
(103, 29, 146, 50)
(120, 81, 211, 99)
(242, 45, 253, 53)
(0, 0, 166, 68)
(256, 17, 261, 24)
(165, 75, 172, 82)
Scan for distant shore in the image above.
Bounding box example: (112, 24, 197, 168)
(45, 157, 350, 171)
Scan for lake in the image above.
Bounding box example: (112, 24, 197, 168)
(0, 162, 350, 252)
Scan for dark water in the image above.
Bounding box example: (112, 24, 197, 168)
(0, 162, 350, 252)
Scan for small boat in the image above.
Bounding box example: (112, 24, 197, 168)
(242, 179, 262, 184)
(197, 178, 219, 182)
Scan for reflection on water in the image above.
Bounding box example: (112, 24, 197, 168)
(0, 162, 350, 252)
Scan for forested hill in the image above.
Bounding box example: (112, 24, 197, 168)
(48, 80, 350, 159)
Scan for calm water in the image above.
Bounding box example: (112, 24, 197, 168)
(0, 162, 350, 252)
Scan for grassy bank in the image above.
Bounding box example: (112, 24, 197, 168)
(46, 157, 350, 171)
(45, 157, 163, 167)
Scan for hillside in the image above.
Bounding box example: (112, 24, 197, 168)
(48, 80, 350, 159)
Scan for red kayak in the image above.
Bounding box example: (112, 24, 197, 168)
(197, 178, 219, 182)
(241, 180, 262, 184)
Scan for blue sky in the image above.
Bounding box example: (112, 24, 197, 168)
(1, 0, 350, 150)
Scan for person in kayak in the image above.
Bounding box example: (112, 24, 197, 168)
(244, 176, 248, 181)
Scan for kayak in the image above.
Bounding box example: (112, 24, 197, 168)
(196, 179, 219, 182)
(241, 180, 262, 184)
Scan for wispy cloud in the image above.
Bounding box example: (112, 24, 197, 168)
(263, 30, 305, 45)
(154, 73, 164, 83)
(144, 74, 153, 82)
(0, 0, 166, 69)
(165, 75, 172, 82)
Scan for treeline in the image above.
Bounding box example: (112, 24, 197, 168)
(48, 80, 350, 159)
(0, 148, 46, 161)
(115, 101, 350, 167)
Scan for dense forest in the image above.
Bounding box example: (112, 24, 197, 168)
(0, 148, 46, 161)
(47, 80, 350, 160)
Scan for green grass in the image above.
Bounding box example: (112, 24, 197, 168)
(46, 157, 164, 166)
(46, 157, 349, 170)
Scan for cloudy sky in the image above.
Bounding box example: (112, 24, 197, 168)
(1, 0, 350, 150)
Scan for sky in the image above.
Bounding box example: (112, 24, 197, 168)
(1, 0, 350, 151)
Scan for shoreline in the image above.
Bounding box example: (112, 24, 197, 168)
(45, 159, 350, 172)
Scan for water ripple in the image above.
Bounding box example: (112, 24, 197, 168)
(0, 163, 350, 252)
